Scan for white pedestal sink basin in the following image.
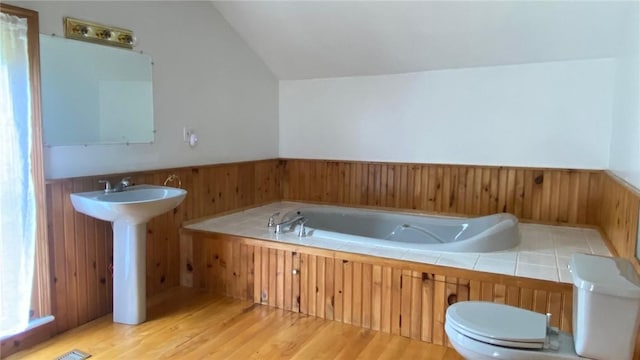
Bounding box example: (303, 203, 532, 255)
(70, 185, 187, 325)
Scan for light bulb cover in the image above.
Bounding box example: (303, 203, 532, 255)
(65, 17, 135, 49)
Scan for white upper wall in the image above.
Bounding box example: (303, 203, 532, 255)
(609, 2, 640, 189)
(241, 1, 630, 172)
(14, 1, 638, 179)
(214, 1, 629, 80)
(13, 1, 279, 179)
(280, 59, 615, 169)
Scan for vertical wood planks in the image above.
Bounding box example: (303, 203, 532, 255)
(371, 265, 382, 331)
(268, 248, 277, 307)
(391, 268, 402, 335)
(281, 159, 602, 227)
(72, 180, 88, 325)
(334, 258, 343, 322)
(400, 270, 412, 337)
(189, 234, 574, 350)
(352, 261, 362, 326)
(49, 183, 68, 333)
(292, 251, 300, 312)
(317, 257, 326, 319)
(62, 181, 79, 329)
(308, 255, 317, 317)
(343, 260, 353, 324)
(300, 253, 308, 314)
(253, 243, 262, 303)
(599, 172, 640, 273)
(283, 249, 292, 311)
(325, 257, 334, 320)
(45, 160, 282, 334)
(45, 158, 640, 352)
(432, 275, 446, 345)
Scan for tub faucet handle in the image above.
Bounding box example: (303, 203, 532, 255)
(267, 212, 280, 227)
(298, 219, 308, 238)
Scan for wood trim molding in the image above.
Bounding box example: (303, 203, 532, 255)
(0, 3, 51, 357)
(25, 4, 52, 323)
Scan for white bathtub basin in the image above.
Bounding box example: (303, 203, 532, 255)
(285, 206, 520, 252)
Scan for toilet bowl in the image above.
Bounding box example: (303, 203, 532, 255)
(445, 253, 640, 360)
(445, 302, 579, 359)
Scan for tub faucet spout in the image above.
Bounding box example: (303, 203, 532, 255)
(274, 215, 306, 234)
(267, 212, 281, 228)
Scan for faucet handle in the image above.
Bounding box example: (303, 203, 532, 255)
(298, 219, 308, 238)
(267, 212, 280, 227)
(98, 179, 112, 192)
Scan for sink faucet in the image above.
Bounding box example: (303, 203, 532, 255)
(116, 177, 131, 192)
(98, 177, 131, 193)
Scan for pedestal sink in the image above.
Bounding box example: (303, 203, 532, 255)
(70, 185, 187, 325)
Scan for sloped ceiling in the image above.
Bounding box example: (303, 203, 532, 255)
(212, 1, 634, 80)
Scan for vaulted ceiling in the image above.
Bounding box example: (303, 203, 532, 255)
(212, 1, 635, 80)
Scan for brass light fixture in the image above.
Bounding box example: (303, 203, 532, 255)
(64, 17, 135, 49)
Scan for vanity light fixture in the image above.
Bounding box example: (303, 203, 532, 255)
(64, 17, 135, 49)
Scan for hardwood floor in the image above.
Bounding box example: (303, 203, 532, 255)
(7, 287, 463, 359)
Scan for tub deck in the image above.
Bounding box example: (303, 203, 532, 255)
(181, 205, 580, 346)
(185, 202, 611, 283)
(184, 202, 612, 284)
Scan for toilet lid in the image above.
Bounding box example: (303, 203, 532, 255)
(446, 301, 547, 349)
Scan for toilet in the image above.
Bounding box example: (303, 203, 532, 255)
(445, 253, 640, 359)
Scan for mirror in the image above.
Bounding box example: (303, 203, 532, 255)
(39, 35, 154, 146)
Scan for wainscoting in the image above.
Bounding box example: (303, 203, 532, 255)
(280, 159, 640, 271)
(6, 158, 640, 358)
(45, 159, 282, 333)
(183, 231, 573, 347)
(281, 159, 603, 226)
(0, 159, 282, 357)
(599, 172, 640, 272)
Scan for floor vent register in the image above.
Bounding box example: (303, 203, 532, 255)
(55, 349, 91, 360)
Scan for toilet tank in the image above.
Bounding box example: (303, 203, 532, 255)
(570, 253, 640, 360)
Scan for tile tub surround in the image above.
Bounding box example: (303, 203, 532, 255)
(184, 202, 612, 284)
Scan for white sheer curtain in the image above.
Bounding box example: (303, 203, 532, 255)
(0, 12, 36, 338)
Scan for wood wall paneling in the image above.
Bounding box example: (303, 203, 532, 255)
(599, 172, 640, 272)
(11, 157, 640, 358)
(37, 160, 282, 341)
(281, 159, 603, 226)
(186, 233, 573, 348)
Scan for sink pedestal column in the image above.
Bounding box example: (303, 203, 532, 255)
(112, 221, 147, 325)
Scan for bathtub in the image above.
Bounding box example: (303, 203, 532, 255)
(281, 206, 520, 253)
